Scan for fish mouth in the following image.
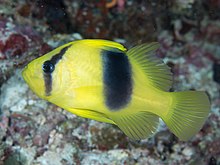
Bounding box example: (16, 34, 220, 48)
(22, 65, 45, 98)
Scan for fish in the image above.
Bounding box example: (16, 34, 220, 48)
(22, 39, 210, 141)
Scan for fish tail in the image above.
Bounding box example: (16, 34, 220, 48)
(162, 91, 210, 141)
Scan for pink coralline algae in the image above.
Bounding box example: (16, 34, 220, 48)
(0, 20, 28, 59)
(0, 19, 51, 61)
(2, 34, 28, 58)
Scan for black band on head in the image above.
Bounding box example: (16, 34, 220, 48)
(43, 45, 70, 96)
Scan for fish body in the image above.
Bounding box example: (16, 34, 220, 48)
(22, 39, 210, 140)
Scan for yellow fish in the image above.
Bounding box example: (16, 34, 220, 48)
(22, 39, 210, 140)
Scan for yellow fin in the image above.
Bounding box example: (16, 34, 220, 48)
(111, 112, 159, 140)
(127, 42, 172, 91)
(163, 91, 210, 141)
(77, 39, 127, 52)
(68, 108, 115, 124)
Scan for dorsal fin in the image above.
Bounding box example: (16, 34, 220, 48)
(77, 39, 127, 52)
(127, 42, 172, 91)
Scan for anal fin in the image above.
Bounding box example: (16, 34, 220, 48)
(111, 111, 159, 140)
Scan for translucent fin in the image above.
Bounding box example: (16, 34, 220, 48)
(112, 112, 159, 140)
(127, 42, 172, 91)
(163, 91, 210, 141)
(68, 108, 115, 124)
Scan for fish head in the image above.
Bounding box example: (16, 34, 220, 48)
(22, 53, 53, 99)
(22, 45, 71, 100)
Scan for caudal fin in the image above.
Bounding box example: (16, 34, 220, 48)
(163, 91, 210, 141)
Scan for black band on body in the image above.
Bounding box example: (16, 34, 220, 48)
(43, 46, 70, 96)
(102, 48, 133, 111)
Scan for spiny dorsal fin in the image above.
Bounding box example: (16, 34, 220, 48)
(127, 42, 172, 91)
(78, 39, 127, 52)
(111, 112, 159, 140)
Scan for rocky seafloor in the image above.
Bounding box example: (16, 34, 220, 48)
(0, 0, 220, 165)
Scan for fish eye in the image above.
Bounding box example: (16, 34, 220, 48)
(42, 61, 54, 73)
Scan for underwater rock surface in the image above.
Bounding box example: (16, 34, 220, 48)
(0, 0, 220, 164)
